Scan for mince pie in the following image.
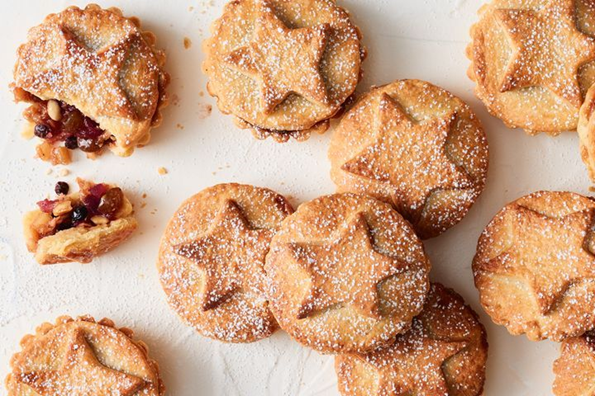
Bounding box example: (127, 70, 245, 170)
(265, 193, 431, 354)
(12, 4, 169, 161)
(23, 178, 137, 264)
(6, 315, 164, 396)
(203, 0, 365, 142)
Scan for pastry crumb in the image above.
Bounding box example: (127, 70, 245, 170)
(21, 122, 35, 140)
(158, 167, 168, 175)
(176, 123, 185, 130)
(198, 104, 213, 119)
(58, 168, 70, 177)
(183, 37, 192, 49)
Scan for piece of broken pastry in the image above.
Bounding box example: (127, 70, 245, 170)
(23, 178, 137, 264)
(13, 4, 169, 163)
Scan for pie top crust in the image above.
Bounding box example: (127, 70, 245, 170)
(329, 79, 489, 239)
(553, 332, 595, 396)
(335, 283, 488, 396)
(265, 193, 431, 354)
(202, 0, 364, 141)
(6, 316, 164, 396)
(467, 0, 595, 134)
(157, 183, 294, 343)
(473, 190, 595, 341)
(13, 4, 169, 156)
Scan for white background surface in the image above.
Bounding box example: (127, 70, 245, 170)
(0, 0, 588, 395)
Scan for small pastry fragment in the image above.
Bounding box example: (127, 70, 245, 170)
(203, 0, 365, 142)
(12, 4, 169, 161)
(336, 283, 488, 396)
(265, 193, 431, 354)
(23, 178, 137, 264)
(467, 0, 595, 134)
(473, 191, 595, 341)
(5, 315, 164, 396)
(553, 332, 595, 396)
(329, 79, 489, 239)
(158, 183, 294, 343)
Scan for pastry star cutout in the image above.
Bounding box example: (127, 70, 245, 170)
(342, 93, 472, 216)
(288, 212, 410, 320)
(496, 0, 595, 107)
(17, 328, 146, 395)
(32, 27, 139, 117)
(224, 1, 331, 114)
(174, 199, 273, 311)
(486, 206, 595, 314)
(362, 331, 467, 395)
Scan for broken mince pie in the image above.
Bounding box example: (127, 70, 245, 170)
(24, 178, 137, 264)
(13, 4, 169, 162)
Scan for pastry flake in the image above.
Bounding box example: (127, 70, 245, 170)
(13, 5, 169, 159)
(158, 183, 294, 343)
(6, 316, 164, 396)
(203, 0, 364, 141)
(265, 193, 431, 354)
(24, 179, 136, 265)
(336, 283, 488, 396)
(473, 190, 595, 341)
(467, 0, 595, 134)
(330, 80, 488, 239)
(554, 332, 595, 396)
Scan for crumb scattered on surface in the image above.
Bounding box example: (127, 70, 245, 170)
(171, 94, 181, 107)
(176, 123, 185, 130)
(58, 168, 69, 177)
(198, 104, 213, 119)
(158, 167, 168, 175)
(183, 37, 192, 49)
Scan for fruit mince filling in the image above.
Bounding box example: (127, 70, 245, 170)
(36, 182, 124, 237)
(17, 90, 110, 153)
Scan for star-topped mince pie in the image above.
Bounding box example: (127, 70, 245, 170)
(6, 316, 164, 396)
(467, 0, 595, 134)
(23, 178, 137, 265)
(265, 193, 431, 354)
(336, 283, 488, 396)
(13, 4, 169, 162)
(554, 332, 595, 396)
(203, 0, 364, 142)
(329, 80, 489, 239)
(473, 191, 595, 341)
(158, 183, 294, 343)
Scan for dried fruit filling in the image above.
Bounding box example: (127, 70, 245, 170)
(36, 182, 124, 237)
(23, 98, 109, 153)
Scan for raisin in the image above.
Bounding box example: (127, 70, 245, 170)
(55, 181, 69, 195)
(34, 124, 50, 138)
(98, 188, 123, 219)
(64, 136, 78, 149)
(71, 205, 88, 224)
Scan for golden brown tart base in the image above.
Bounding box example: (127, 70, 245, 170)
(554, 332, 595, 396)
(467, 0, 595, 135)
(23, 179, 137, 265)
(13, 4, 169, 159)
(265, 193, 431, 354)
(335, 283, 488, 396)
(158, 183, 294, 343)
(203, 0, 364, 141)
(473, 190, 595, 341)
(329, 79, 489, 239)
(6, 316, 164, 396)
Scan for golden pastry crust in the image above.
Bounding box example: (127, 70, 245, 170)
(158, 183, 294, 343)
(579, 83, 595, 182)
(335, 283, 488, 396)
(23, 179, 137, 265)
(203, 0, 364, 141)
(13, 4, 169, 156)
(329, 80, 489, 239)
(265, 193, 431, 354)
(473, 190, 595, 341)
(467, 0, 595, 135)
(5, 315, 164, 396)
(553, 332, 595, 396)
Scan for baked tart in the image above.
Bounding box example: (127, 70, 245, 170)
(473, 190, 595, 341)
(336, 283, 488, 396)
(467, 0, 595, 135)
(13, 4, 169, 162)
(158, 183, 293, 343)
(6, 315, 164, 396)
(554, 332, 595, 396)
(265, 193, 431, 354)
(24, 178, 137, 265)
(203, 0, 365, 142)
(329, 79, 489, 239)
